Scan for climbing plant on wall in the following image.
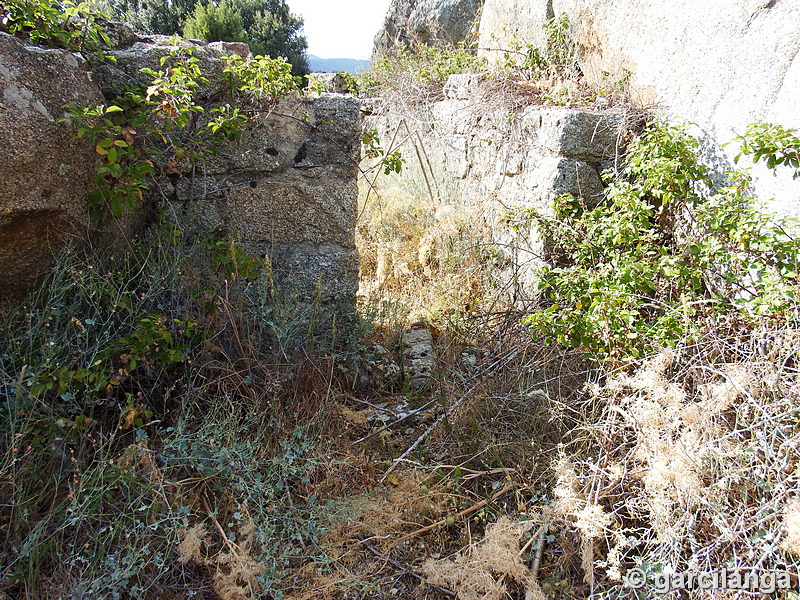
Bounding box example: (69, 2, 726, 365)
(0, 0, 111, 53)
(62, 41, 298, 220)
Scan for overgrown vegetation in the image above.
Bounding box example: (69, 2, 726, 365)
(352, 13, 625, 110)
(495, 11, 580, 82)
(4, 2, 800, 599)
(64, 44, 296, 220)
(0, 223, 358, 599)
(0, 0, 111, 54)
(352, 80, 800, 597)
(1, 6, 349, 598)
(517, 121, 800, 362)
(356, 44, 487, 100)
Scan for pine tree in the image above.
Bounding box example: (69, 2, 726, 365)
(183, 0, 246, 44)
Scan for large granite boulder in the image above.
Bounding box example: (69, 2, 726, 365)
(373, 0, 485, 59)
(0, 32, 103, 299)
(478, 0, 800, 217)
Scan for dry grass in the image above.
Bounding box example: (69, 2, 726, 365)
(356, 186, 500, 337)
(543, 325, 800, 598)
(422, 516, 542, 600)
(349, 161, 800, 599)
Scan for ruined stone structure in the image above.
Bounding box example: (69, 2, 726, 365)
(375, 0, 800, 216)
(478, 0, 800, 217)
(0, 32, 360, 312)
(361, 74, 623, 299)
(170, 92, 360, 306)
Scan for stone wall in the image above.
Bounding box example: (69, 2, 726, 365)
(0, 32, 361, 315)
(361, 74, 623, 299)
(169, 93, 360, 307)
(478, 0, 800, 217)
(0, 32, 103, 298)
(100, 35, 361, 309)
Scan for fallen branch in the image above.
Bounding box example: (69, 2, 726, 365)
(388, 482, 520, 551)
(202, 495, 240, 555)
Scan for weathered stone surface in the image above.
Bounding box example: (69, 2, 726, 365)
(171, 93, 361, 306)
(402, 325, 435, 388)
(96, 39, 361, 312)
(96, 35, 250, 99)
(361, 74, 622, 300)
(373, 0, 485, 59)
(1, 32, 360, 320)
(443, 72, 484, 99)
(477, 0, 552, 59)
(0, 32, 103, 298)
(478, 0, 800, 217)
(308, 72, 349, 94)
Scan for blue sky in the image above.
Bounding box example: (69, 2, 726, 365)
(285, 0, 392, 60)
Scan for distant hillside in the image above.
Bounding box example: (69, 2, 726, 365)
(307, 55, 370, 74)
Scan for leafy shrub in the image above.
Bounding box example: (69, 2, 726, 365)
(183, 0, 246, 44)
(360, 128, 405, 175)
(222, 52, 299, 103)
(65, 48, 220, 219)
(6, 0, 296, 221)
(519, 121, 800, 361)
(0, 0, 111, 53)
(734, 122, 800, 178)
(0, 222, 347, 598)
(541, 12, 579, 79)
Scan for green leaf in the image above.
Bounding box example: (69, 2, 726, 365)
(105, 105, 124, 114)
(110, 194, 123, 217)
(88, 188, 110, 205)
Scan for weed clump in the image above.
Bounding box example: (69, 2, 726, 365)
(422, 517, 544, 600)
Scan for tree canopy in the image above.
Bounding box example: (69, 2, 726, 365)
(101, 0, 309, 76)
